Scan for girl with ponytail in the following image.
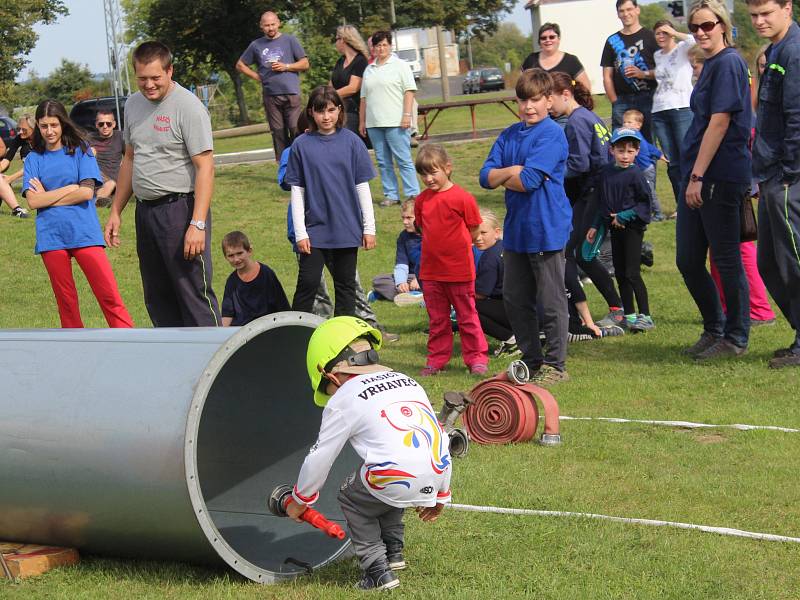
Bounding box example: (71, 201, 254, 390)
(549, 72, 625, 334)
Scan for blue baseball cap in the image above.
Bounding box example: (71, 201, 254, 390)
(610, 128, 643, 145)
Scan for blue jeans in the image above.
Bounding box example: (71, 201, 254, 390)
(652, 107, 693, 206)
(612, 91, 655, 141)
(676, 179, 751, 347)
(366, 126, 420, 200)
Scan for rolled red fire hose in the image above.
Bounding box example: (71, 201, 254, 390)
(463, 373, 560, 444)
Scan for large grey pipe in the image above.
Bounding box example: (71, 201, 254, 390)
(0, 312, 359, 583)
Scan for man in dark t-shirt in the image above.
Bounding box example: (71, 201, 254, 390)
(221, 230, 290, 326)
(89, 110, 125, 207)
(600, 0, 658, 139)
(236, 11, 309, 161)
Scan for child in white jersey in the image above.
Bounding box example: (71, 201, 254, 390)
(287, 316, 452, 591)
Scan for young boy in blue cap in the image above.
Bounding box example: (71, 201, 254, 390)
(587, 127, 654, 332)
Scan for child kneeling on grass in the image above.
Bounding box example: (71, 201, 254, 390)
(370, 198, 423, 306)
(413, 144, 488, 376)
(220, 230, 290, 326)
(287, 316, 451, 591)
(479, 68, 572, 385)
(587, 128, 654, 333)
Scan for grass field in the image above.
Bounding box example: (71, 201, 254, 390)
(212, 93, 613, 156)
(1, 139, 799, 599)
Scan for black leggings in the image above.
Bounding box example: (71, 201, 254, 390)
(293, 247, 358, 316)
(611, 226, 649, 316)
(564, 187, 623, 308)
(476, 297, 513, 341)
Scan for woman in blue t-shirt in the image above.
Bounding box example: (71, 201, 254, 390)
(677, 1, 752, 360)
(23, 99, 133, 329)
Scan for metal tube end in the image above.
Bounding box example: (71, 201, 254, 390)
(539, 433, 562, 446)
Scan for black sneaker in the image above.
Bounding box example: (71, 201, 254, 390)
(769, 352, 800, 369)
(11, 206, 29, 218)
(386, 551, 406, 571)
(684, 331, 721, 357)
(694, 338, 747, 361)
(773, 346, 796, 358)
(356, 560, 400, 591)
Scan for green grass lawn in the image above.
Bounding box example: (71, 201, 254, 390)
(1, 141, 799, 599)
(212, 94, 613, 155)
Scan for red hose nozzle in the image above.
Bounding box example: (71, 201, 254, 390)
(267, 485, 347, 540)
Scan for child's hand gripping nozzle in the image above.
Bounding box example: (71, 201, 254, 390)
(267, 485, 347, 540)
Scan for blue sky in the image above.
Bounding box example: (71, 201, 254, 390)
(21, 0, 539, 80)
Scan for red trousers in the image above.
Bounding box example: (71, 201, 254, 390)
(423, 280, 488, 369)
(41, 246, 134, 328)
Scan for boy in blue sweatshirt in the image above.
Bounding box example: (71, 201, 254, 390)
(587, 128, 654, 333)
(623, 109, 667, 221)
(479, 68, 572, 385)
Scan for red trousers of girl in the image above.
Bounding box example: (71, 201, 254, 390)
(423, 280, 488, 370)
(41, 246, 134, 328)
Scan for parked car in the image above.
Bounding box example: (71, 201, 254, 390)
(0, 116, 18, 146)
(69, 96, 128, 134)
(462, 70, 480, 94)
(474, 68, 505, 93)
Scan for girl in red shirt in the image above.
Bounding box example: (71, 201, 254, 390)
(414, 144, 488, 375)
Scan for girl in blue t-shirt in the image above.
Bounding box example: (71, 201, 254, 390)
(23, 99, 132, 328)
(549, 72, 624, 333)
(285, 86, 376, 317)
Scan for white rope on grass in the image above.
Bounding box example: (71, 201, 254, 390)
(448, 503, 800, 544)
(559, 415, 800, 433)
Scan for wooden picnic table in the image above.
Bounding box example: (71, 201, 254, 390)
(416, 96, 518, 140)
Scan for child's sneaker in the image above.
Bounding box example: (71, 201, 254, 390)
(356, 560, 400, 591)
(600, 324, 625, 337)
(419, 365, 444, 377)
(469, 363, 488, 375)
(595, 308, 625, 329)
(386, 544, 406, 571)
(11, 206, 29, 218)
(393, 291, 424, 307)
(530, 364, 570, 386)
(367, 290, 378, 303)
(493, 337, 519, 357)
(629, 314, 655, 333)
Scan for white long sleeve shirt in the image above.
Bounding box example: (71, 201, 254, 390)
(293, 370, 453, 509)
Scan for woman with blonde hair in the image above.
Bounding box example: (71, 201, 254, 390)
(330, 24, 370, 139)
(677, 0, 752, 360)
(0, 114, 35, 217)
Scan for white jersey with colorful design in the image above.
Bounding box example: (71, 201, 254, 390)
(293, 370, 452, 509)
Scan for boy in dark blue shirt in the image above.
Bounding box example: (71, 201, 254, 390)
(623, 109, 667, 221)
(479, 69, 572, 385)
(587, 128, 654, 333)
(370, 198, 423, 306)
(221, 230, 290, 326)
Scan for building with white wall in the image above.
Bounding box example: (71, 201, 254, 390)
(525, 0, 623, 95)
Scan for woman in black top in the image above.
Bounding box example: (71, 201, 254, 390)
(330, 24, 370, 139)
(1, 114, 34, 183)
(521, 23, 591, 91)
(0, 114, 33, 217)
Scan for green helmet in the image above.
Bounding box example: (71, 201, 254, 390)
(307, 317, 384, 407)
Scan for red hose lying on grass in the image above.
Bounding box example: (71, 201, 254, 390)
(464, 372, 560, 445)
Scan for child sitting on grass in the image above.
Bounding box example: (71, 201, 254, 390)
(414, 144, 488, 376)
(587, 128, 654, 333)
(479, 68, 572, 385)
(220, 230, 290, 326)
(622, 109, 668, 222)
(288, 316, 451, 591)
(370, 198, 423, 306)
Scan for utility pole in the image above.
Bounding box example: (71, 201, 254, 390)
(103, 0, 130, 127)
(436, 26, 450, 102)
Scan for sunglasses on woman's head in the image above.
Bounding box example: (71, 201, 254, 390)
(539, 34, 558, 41)
(689, 20, 720, 34)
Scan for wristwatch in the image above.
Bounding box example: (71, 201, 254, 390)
(690, 173, 704, 183)
(190, 219, 206, 231)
